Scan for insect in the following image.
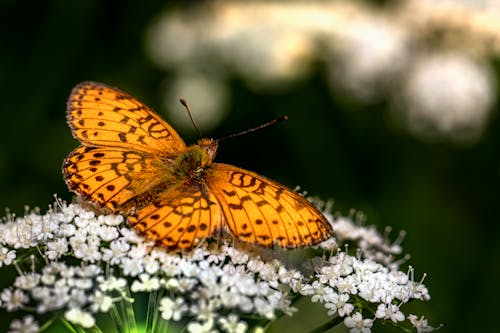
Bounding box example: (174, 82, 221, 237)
(63, 81, 333, 250)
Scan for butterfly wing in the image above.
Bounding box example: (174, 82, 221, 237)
(67, 81, 186, 155)
(63, 146, 172, 212)
(206, 163, 333, 248)
(127, 181, 222, 250)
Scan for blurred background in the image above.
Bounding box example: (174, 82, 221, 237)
(1, 0, 499, 332)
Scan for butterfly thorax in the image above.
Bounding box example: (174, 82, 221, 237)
(171, 139, 218, 179)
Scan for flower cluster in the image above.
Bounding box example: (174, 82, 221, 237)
(0, 198, 437, 333)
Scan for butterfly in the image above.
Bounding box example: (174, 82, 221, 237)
(63, 81, 333, 250)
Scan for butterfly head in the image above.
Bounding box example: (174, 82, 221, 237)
(197, 138, 218, 161)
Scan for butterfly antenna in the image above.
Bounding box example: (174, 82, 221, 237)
(218, 116, 288, 142)
(180, 98, 202, 138)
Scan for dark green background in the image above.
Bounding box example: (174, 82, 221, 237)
(1, 1, 499, 332)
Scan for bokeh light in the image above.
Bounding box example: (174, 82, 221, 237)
(401, 53, 495, 143)
(163, 73, 229, 133)
(146, 0, 500, 143)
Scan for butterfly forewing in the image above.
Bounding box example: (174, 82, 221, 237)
(67, 81, 186, 155)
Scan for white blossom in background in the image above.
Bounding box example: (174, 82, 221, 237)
(401, 54, 495, 142)
(7, 315, 39, 333)
(0, 197, 436, 332)
(145, 0, 500, 143)
(329, 18, 408, 101)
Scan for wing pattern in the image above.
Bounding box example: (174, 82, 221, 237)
(63, 146, 169, 212)
(67, 81, 186, 155)
(207, 163, 333, 248)
(127, 183, 221, 249)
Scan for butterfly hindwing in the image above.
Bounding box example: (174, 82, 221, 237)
(63, 146, 170, 212)
(206, 163, 333, 248)
(127, 182, 221, 249)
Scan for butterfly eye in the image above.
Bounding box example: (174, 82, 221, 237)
(197, 138, 218, 160)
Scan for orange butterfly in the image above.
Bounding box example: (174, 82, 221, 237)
(63, 82, 333, 250)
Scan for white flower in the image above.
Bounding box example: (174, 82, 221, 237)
(74, 215, 91, 229)
(46, 238, 69, 259)
(187, 318, 218, 333)
(30, 214, 58, 241)
(36, 284, 70, 312)
(408, 314, 439, 333)
(335, 276, 358, 294)
(219, 314, 248, 333)
(70, 278, 93, 290)
(334, 293, 354, 317)
(97, 225, 119, 242)
(304, 281, 334, 303)
(14, 274, 40, 290)
(76, 264, 101, 278)
(65, 307, 95, 328)
(344, 312, 373, 333)
(8, 315, 39, 333)
(143, 255, 160, 274)
(59, 223, 76, 237)
(90, 290, 113, 312)
(375, 303, 405, 323)
(190, 299, 218, 322)
(121, 256, 144, 276)
(69, 234, 86, 252)
(130, 273, 160, 292)
(68, 288, 88, 308)
(31, 286, 50, 300)
(98, 214, 124, 226)
(0, 247, 16, 266)
(9, 218, 35, 248)
(159, 297, 187, 321)
(119, 227, 145, 244)
(254, 296, 276, 319)
(101, 238, 130, 265)
(97, 276, 127, 292)
(1, 288, 28, 311)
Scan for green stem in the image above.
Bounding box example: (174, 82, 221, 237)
(88, 325, 105, 333)
(146, 289, 164, 333)
(307, 315, 344, 333)
(145, 290, 157, 333)
(60, 319, 79, 333)
(59, 319, 89, 333)
(156, 316, 169, 333)
(110, 304, 126, 333)
(123, 285, 138, 333)
(38, 316, 57, 332)
(112, 285, 137, 333)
